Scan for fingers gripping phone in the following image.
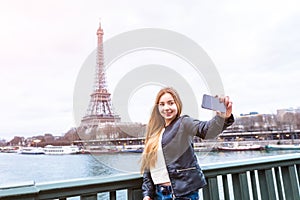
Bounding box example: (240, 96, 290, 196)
(201, 94, 226, 113)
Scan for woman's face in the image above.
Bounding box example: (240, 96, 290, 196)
(158, 92, 178, 126)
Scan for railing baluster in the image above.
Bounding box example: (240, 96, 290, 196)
(202, 182, 210, 200)
(80, 194, 97, 200)
(274, 167, 284, 200)
(207, 177, 219, 200)
(222, 174, 230, 200)
(232, 173, 242, 200)
(297, 164, 300, 187)
(258, 168, 277, 200)
(239, 172, 250, 200)
(288, 165, 300, 200)
(109, 191, 116, 200)
(281, 166, 299, 200)
(265, 168, 276, 199)
(130, 188, 143, 200)
(258, 169, 268, 200)
(250, 170, 259, 200)
(127, 189, 133, 200)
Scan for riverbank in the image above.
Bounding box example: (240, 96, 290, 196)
(194, 139, 300, 151)
(1, 139, 299, 154)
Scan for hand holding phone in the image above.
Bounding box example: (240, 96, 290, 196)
(201, 94, 226, 113)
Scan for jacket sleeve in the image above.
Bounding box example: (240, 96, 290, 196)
(182, 114, 234, 140)
(142, 171, 155, 199)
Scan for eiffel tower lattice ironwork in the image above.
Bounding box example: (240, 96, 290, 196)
(80, 22, 120, 127)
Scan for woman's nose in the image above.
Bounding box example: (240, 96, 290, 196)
(163, 104, 170, 110)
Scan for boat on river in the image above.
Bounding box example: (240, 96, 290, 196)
(121, 147, 144, 153)
(0, 146, 20, 153)
(83, 146, 119, 154)
(217, 143, 262, 151)
(265, 144, 300, 150)
(43, 145, 80, 155)
(19, 147, 45, 155)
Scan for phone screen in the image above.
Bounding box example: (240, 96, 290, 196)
(201, 94, 226, 113)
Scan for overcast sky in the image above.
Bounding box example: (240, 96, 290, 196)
(0, 0, 299, 141)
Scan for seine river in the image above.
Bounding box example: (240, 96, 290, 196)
(1, 150, 300, 186)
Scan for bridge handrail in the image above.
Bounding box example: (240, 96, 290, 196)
(0, 153, 299, 200)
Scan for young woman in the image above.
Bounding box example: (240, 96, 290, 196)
(140, 87, 234, 200)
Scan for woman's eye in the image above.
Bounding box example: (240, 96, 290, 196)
(168, 101, 174, 106)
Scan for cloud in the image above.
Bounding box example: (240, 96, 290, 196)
(0, 0, 299, 140)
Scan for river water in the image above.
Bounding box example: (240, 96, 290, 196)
(1, 150, 300, 187)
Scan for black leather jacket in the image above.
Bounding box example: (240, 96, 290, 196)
(142, 114, 234, 199)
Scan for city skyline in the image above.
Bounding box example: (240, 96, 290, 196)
(0, 1, 300, 140)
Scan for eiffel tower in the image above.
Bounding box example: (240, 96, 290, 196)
(80, 22, 121, 127)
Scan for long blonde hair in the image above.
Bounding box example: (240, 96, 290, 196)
(140, 87, 182, 173)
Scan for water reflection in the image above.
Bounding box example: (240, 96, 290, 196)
(86, 155, 120, 176)
(91, 153, 141, 173)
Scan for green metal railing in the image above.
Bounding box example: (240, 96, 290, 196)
(0, 154, 299, 200)
(203, 153, 300, 200)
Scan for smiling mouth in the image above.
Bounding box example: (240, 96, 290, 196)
(165, 112, 173, 116)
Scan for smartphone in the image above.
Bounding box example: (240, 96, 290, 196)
(201, 94, 226, 113)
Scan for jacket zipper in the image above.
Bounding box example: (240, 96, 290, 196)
(176, 167, 196, 173)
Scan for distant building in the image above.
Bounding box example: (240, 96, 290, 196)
(277, 107, 300, 131)
(232, 113, 277, 132)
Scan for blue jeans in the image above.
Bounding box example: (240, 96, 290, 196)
(155, 185, 199, 200)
